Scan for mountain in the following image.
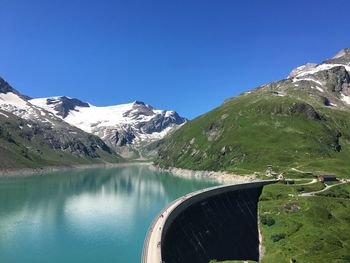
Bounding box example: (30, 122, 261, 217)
(0, 78, 122, 169)
(155, 48, 350, 177)
(30, 97, 186, 158)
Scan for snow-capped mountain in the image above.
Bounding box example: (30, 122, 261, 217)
(30, 96, 186, 157)
(288, 48, 350, 80)
(285, 48, 350, 107)
(0, 79, 60, 126)
(0, 77, 117, 160)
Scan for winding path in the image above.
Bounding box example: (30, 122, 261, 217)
(299, 181, 350, 197)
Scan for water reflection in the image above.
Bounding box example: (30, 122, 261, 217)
(0, 165, 218, 263)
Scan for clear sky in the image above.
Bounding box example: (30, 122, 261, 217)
(1, 0, 350, 119)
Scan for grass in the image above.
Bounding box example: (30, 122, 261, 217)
(316, 182, 350, 199)
(259, 182, 350, 263)
(155, 86, 350, 178)
(210, 261, 257, 263)
(293, 179, 314, 184)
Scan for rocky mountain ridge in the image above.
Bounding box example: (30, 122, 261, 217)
(0, 78, 121, 168)
(30, 96, 186, 158)
(0, 77, 186, 161)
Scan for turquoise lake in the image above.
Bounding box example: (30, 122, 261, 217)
(0, 165, 218, 263)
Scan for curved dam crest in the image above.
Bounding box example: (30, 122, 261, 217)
(143, 180, 276, 263)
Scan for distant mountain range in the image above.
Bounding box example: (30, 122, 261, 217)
(0, 78, 186, 168)
(155, 48, 350, 177)
(30, 96, 186, 158)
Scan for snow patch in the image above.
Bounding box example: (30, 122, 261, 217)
(316, 86, 324, 93)
(29, 98, 59, 117)
(0, 112, 9, 118)
(301, 78, 323, 86)
(290, 63, 350, 79)
(0, 92, 27, 107)
(341, 94, 350, 105)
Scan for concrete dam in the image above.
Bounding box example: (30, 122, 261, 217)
(142, 180, 275, 263)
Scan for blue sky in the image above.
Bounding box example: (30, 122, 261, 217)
(1, 0, 350, 119)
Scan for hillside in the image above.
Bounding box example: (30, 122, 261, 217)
(155, 49, 350, 177)
(0, 79, 122, 169)
(258, 180, 350, 262)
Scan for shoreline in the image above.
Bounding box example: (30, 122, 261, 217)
(153, 166, 257, 184)
(0, 161, 256, 184)
(0, 161, 152, 177)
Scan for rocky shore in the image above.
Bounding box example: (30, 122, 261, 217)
(0, 162, 256, 184)
(153, 166, 257, 184)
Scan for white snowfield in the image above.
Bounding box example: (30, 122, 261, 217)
(289, 63, 350, 80)
(31, 98, 139, 133)
(30, 97, 183, 146)
(287, 60, 350, 107)
(0, 92, 57, 126)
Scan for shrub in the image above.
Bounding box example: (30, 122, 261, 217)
(342, 255, 350, 261)
(266, 217, 276, 226)
(271, 233, 286, 242)
(296, 186, 304, 192)
(261, 215, 276, 226)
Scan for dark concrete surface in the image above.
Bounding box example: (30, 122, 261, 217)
(161, 183, 269, 263)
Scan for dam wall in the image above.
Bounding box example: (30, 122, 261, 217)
(142, 180, 275, 263)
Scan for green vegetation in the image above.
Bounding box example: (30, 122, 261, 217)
(261, 215, 276, 226)
(292, 179, 314, 184)
(259, 182, 350, 262)
(155, 81, 350, 178)
(0, 111, 122, 169)
(316, 182, 350, 199)
(209, 261, 257, 263)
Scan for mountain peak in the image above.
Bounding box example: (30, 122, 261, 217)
(0, 77, 31, 100)
(46, 96, 89, 108)
(133, 100, 146, 106)
(131, 100, 155, 111)
(30, 96, 90, 118)
(288, 48, 350, 79)
(333, 48, 350, 59)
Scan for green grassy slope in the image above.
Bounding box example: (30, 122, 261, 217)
(259, 182, 350, 263)
(0, 111, 122, 169)
(316, 183, 350, 199)
(155, 84, 350, 177)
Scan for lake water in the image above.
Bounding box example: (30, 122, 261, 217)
(0, 165, 218, 263)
